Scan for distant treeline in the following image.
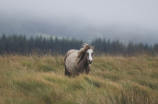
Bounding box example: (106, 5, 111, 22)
(0, 34, 158, 55)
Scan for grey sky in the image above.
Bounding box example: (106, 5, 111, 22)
(0, 0, 158, 44)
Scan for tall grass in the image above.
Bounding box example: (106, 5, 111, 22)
(0, 53, 158, 104)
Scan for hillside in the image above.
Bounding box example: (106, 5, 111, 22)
(0, 54, 158, 104)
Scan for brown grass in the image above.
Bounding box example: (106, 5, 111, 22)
(0, 53, 158, 104)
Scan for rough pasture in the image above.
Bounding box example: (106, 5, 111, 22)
(0, 53, 158, 104)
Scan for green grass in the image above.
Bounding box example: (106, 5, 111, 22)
(0, 54, 158, 104)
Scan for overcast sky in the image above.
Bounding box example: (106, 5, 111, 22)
(0, 0, 158, 44)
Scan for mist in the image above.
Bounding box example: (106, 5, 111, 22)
(0, 0, 158, 45)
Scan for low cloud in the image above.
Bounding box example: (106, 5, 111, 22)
(0, 0, 158, 44)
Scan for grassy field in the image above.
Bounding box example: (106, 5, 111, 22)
(0, 53, 158, 104)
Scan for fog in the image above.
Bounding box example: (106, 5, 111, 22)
(0, 0, 158, 44)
